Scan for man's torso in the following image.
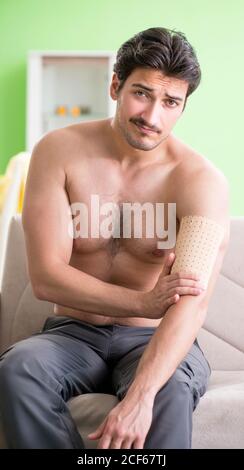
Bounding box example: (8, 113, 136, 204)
(54, 118, 208, 327)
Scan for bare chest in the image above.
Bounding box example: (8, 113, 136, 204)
(66, 159, 178, 263)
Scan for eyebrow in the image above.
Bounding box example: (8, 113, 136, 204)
(131, 83, 184, 102)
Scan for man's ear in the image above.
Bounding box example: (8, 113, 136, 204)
(110, 73, 120, 100)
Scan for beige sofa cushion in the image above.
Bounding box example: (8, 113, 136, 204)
(192, 371, 244, 448)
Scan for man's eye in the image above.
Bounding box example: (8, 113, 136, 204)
(134, 91, 147, 98)
(166, 99, 178, 107)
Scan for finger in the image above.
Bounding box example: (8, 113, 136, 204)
(160, 252, 175, 277)
(168, 271, 201, 282)
(168, 279, 205, 289)
(121, 438, 133, 449)
(132, 437, 144, 449)
(97, 435, 112, 449)
(166, 294, 179, 306)
(88, 429, 103, 439)
(168, 287, 205, 297)
(88, 420, 106, 440)
(110, 438, 124, 449)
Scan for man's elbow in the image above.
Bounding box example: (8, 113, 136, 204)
(32, 279, 51, 301)
(31, 270, 57, 302)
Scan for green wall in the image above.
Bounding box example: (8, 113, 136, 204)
(0, 0, 243, 214)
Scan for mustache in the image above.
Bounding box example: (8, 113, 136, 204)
(131, 118, 160, 133)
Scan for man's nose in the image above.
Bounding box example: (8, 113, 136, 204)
(140, 103, 162, 131)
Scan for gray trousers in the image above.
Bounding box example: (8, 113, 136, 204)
(0, 316, 211, 449)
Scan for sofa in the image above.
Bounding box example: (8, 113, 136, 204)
(0, 215, 244, 448)
(0, 152, 30, 284)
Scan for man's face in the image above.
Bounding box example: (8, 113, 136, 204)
(111, 68, 188, 151)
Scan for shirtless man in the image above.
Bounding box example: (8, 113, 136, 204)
(0, 27, 229, 449)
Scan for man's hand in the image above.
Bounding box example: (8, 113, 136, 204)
(87, 394, 153, 449)
(143, 252, 205, 319)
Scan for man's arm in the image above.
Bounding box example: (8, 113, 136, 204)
(127, 166, 230, 397)
(89, 166, 230, 449)
(22, 132, 143, 318)
(127, 239, 228, 399)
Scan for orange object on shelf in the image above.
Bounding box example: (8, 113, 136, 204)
(70, 106, 81, 117)
(55, 106, 67, 116)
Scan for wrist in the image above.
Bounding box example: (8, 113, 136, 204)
(125, 380, 157, 404)
(136, 291, 151, 318)
(133, 291, 148, 317)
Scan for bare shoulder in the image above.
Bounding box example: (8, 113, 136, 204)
(31, 119, 106, 169)
(170, 136, 228, 189)
(168, 136, 230, 220)
(29, 127, 73, 169)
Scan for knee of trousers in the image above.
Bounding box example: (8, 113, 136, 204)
(155, 370, 194, 411)
(0, 338, 56, 399)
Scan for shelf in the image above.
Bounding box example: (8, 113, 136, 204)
(26, 51, 116, 151)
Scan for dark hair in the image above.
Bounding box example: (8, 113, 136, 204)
(113, 27, 201, 98)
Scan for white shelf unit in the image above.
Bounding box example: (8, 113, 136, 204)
(26, 51, 117, 152)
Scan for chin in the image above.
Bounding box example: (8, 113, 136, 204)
(128, 139, 159, 151)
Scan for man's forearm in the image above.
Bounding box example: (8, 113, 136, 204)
(127, 234, 228, 401)
(126, 295, 206, 400)
(35, 262, 144, 318)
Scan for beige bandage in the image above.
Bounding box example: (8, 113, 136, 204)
(171, 215, 224, 288)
